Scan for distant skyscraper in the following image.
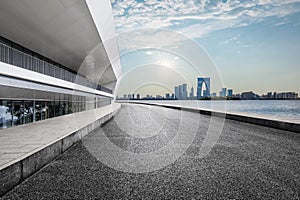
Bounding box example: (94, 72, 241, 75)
(132, 94, 135, 99)
(267, 92, 272, 99)
(197, 77, 210, 99)
(227, 89, 233, 97)
(137, 94, 140, 99)
(175, 86, 179, 100)
(166, 93, 170, 99)
(190, 86, 194, 99)
(220, 88, 227, 97)
(182, 84, 188, 100)
(179, 85, 183, 100)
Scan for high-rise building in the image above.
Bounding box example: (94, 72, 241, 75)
(197, 77, 210, 99)
(267, 92, 272, 99)
(227, 89, 233, 97)
(190, 87, 194, 99)
(137, 94, 140, 100)
(174, 84, 188, 100)
(179, 85, 183, 100)
(182, 84, 188, 100)
(219, 88, 227, 97)
(0, 0, 120, 129)
(175, 86, 179, 100)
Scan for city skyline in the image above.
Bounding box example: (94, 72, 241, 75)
(113, 1, 300, 95)
(117, 75, 298, 98)
(118, 89, 299, 100)
(117, 77, 298, 100)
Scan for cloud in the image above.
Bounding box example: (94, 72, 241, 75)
(112, 0, 300, 38)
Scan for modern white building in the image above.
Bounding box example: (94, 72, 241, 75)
(0, 0, 121, 129)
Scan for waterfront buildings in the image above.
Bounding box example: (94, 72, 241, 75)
(219, 88, 227, 98)
(261, 92, 298, 100)
(182, 84, 188, 100)
(197, 78, 210, 99)
(174, 84, 188, 100)
(211, 93, 217, 97)
(0, 0, 121, 129)
(175, 86, 179, 100)
(227, 89, 233, 97)
(179, 85, 183, 99)
(241, 91, 259, 100)
(190, 87, 194, 99)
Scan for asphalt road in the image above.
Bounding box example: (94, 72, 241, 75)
(2, 104, 300, 199)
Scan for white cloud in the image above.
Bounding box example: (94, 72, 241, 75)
(112, 0, 300, 38)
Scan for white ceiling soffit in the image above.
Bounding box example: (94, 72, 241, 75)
(0, 0, 112, 73)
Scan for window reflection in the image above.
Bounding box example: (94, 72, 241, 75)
(13, 101, 24, 126)
(0, 94, 111, 130)
(24, 101, 34, 124)
(0, 100, 12, 129)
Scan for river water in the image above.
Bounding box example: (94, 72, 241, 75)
(138, 100, 300, 121)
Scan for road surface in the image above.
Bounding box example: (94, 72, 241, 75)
(2, 104, 300, 199)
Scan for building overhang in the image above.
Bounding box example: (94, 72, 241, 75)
(0, 0, 120, 90)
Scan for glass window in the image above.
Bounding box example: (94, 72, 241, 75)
(24, 101, 34, 124)
(35, 101, 42, 122)
(13, 101, 24, 126)
(55, 101, 61, 117)
(40, 101, 49, 120)
(49, 101, 55, 118)
(0, 100, 13, 129)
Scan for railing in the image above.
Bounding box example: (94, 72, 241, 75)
(0, 42, 112, 94)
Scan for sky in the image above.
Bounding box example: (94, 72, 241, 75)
(111, 0, 300, 97)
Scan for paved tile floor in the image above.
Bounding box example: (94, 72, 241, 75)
(0, 103, 120, 168)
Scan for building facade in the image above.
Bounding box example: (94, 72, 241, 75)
(227, 89, 233, 97)
(0, 0, 121, 129)
(241, 91, 259, 100)
(190, 87, 194, 99)
(174, 86, 179, 100)
(219, 88, 227, 98)
(197, 77, 210, 99)
(182, 84, 188, 100)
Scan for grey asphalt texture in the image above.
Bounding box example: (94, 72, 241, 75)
(1, 104, 300, 199)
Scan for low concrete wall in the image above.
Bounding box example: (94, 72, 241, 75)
(0, 105, 121, 197)
(128, 101, 300, 134)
